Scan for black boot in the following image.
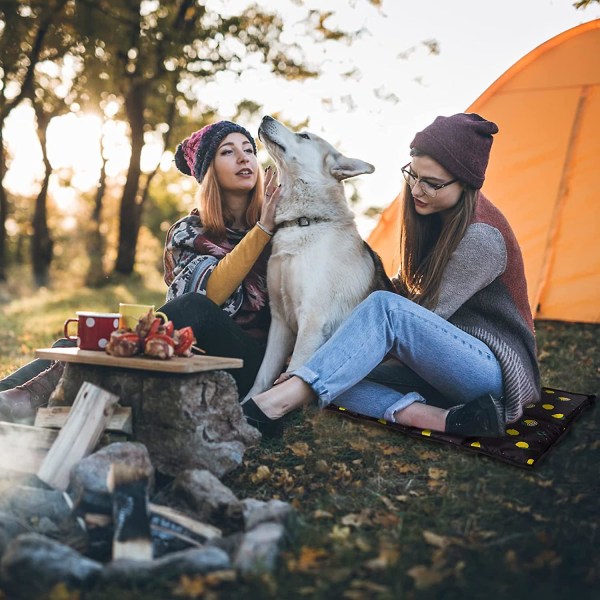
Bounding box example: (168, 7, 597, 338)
(445, 394, 505, 437)
(241, 398, 284, 438)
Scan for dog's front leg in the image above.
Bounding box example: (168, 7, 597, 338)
(286, 318, 334, 372)
(243, 316, 296, 401)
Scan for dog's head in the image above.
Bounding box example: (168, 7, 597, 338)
(258, 116, 375, 185)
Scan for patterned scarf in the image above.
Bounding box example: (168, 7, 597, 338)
(163, 209, 270, 335)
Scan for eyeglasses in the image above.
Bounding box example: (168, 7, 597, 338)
(401, 163, 458, 197)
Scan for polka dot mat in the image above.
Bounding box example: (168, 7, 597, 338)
(328, 387, 595, 469)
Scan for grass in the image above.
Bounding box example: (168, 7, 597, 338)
(0, 266, 598, 600)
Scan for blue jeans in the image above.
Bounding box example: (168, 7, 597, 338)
(293, 291, 504, 421)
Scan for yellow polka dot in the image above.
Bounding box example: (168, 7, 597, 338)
(516, 441, 529, 449)
(542, 404, 554, 410)
(523, 419, 538, 426)
(545, 389, 555, 394)
(506, 429, 519, 436)
(526, 403, 536, 408)
(377, 419, 387, 425)
(471, 441, 481, 448)
(552, 413, 564, 419)
(527, 459, 535, 465)
(421, 430, 432, 437)
(558, 396, 571, 402)
(338, 406, 346, 411)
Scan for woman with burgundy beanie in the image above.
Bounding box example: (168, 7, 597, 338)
(0, 121, 279, 420)
(242, 113, 541, 438)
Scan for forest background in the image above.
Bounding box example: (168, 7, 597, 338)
(2, 0, 600, 290)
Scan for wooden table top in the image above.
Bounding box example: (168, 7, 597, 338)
(35, 347, 243, 374)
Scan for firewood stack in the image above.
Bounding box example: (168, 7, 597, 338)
(0, 380, 294, 599)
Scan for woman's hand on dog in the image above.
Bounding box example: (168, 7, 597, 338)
(260, 166, 281, 233)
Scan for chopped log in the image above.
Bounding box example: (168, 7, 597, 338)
(0, 423, 58, 474)
(108, 462, 153, 561)
(35, 406, 133, 434)
(37, 382, 119, 491)
(149, 502, 222, 542)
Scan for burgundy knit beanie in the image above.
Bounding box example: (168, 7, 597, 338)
(174, 120, 256, 183)
(410, 113, 498, 189)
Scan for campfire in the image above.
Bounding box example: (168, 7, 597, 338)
(0, 369, 293, 599)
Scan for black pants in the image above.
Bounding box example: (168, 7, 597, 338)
(159, 293, 266, 398)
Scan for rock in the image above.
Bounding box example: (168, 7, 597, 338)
(69, 441, 154, 515)
(51, 365, 260, 478)
(98, 546, 231, 586)
(241, 498, 295, 531)
(0, 533, 102, 599)
(0, 512, 29, 558)
(0, 486, 86, 552)
(233, 522, 287, 574)
(163, 469, 244, 534)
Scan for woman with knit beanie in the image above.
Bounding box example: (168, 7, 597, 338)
(160, 120, 280, 396)
(242, 113, 540, 439)
(0, 120, 279, 421)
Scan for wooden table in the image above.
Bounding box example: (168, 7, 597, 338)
(35, 347, 243, 374)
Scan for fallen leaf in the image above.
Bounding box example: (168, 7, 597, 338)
(288, 441, 311, 457)
(329, 525, 352, 542)
(379, 496, 398, 511)
(422, 530, 451, 549)
(47, 583, 81, 600)
(173, 574, 206, 598)
(428, 467, 447, 480)
(407, 564, 450, 589)
(313, 509, 334, 519)
(341, 511, 372, 527)
(364, 545, 400, 570)
(381, 444, 402, 455)
(349, 438, 369, 451)
(287, 546, 328, 573)
(396, 463, 420, 474)
(250, 465, 271, 483)
(417, 450, 439, 460)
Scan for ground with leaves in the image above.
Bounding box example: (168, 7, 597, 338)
(0, 270, 598, 600)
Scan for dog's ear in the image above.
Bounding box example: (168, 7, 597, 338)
(330, 155, 375, 181)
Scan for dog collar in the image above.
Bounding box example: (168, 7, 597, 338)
(277, 216, 330, 228)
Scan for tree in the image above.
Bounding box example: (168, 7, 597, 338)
(73, 0, 321, 276)
(0, 0, 69, 281)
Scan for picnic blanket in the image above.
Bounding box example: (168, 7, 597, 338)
(329, 387, 595, 468)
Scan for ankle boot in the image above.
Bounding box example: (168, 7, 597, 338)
(241, 398, 284, 438)
(0, 361, 64, 424)
(445, 394, 505, 437)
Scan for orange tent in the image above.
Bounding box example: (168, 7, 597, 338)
(368, 19, 600, 323)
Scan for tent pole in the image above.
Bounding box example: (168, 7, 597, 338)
(532, 85, 589, 318)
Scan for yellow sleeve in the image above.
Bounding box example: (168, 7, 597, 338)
(205, 225, 271, 305)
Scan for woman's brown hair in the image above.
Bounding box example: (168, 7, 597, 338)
(395, 150, 477, 309)
(197, 162, 264, 239)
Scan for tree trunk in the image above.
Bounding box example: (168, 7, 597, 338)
(113, 84, 145, 275)
(85, 126, 109, 287)
(0, 124, 8, 282)
(31, 112, 53, 288)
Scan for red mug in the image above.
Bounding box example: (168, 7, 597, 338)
(64, 312, 121, 351)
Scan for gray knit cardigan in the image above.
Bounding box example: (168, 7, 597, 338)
(432, 193, 541, 423)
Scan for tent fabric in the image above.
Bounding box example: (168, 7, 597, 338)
(368, 19, 600, 323)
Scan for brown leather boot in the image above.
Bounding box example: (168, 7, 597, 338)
(0, 361, 64, 424)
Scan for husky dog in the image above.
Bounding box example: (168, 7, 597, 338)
(244, 116, 392, 400)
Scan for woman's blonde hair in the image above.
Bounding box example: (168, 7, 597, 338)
(197, 162, 264, 239)
(395, 151, 477, 309)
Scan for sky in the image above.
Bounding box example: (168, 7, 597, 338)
(4, 0, 600, 236)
